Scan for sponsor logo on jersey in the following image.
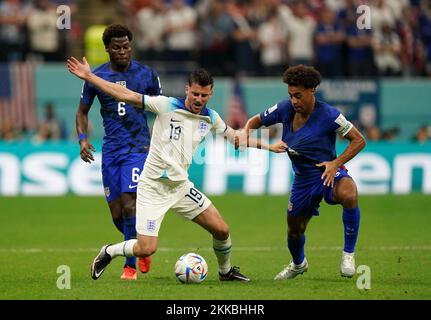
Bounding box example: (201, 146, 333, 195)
(288, 202, 293, 212)
(264, 104, 278, 116)
(104, 187, 110, 197)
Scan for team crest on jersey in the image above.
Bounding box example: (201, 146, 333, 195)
(116, 80, 127, 87)
(104, 187, 110, 197)
(198, 121, 209, 136)
(147, 220, 156, 232)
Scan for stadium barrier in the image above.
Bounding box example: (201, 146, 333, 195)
(1, 140, 430, 196)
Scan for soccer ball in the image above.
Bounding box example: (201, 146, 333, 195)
(174, 252, 208, 284)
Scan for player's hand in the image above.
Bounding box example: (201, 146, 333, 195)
(67, 56, 91, 80)
(234, 129, 248, 151)
(269, 140, 288, 153)
(79, 140, 96, 163)
(316, 160, 339, 188)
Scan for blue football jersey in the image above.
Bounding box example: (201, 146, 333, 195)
(80, 60, 161, 155)
(260, 100, 351, 176)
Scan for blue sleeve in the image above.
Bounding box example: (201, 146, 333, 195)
(325, 104, 342, 132)
(149, 69, 162, 95)
(259, 101, 288, 127)
(80, 81, 96, 106)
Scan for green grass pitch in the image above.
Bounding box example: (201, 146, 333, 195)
(0, 194, 430, 300)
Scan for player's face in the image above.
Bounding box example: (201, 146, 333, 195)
(106, 36, 132, 69)
(185, 83, 213, 114)
(288, 86, 316, 114)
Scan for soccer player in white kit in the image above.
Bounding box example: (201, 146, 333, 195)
(67, 57, 285, 281)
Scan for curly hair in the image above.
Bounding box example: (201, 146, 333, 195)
(102, 24, 133, 47)
(188, 69, 214, 88)
(282, 65, 321, 89)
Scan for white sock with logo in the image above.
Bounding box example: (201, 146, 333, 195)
(106, 239, 137, 258)
(213, 235, 232, 275)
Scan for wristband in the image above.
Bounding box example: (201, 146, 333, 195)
(78, 133, 87, 142)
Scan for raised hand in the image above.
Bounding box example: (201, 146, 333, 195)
(67, 57, 92, 80)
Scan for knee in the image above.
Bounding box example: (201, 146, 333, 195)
(339, 192, 358, 209)
(122, 203, 136, 218)
(212, 222, 230, 241)
(288, 229, 304, 241)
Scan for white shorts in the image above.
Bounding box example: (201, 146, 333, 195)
(136, 176, 211, 236)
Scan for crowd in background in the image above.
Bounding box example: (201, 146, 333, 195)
(1, 0, 431, 77)
(1, 0, 431, 142)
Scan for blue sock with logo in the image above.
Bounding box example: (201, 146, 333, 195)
(343, 207, 360, 253)
(112, 218, 124, 234)
(123, 216, 137, 267)
(288, 234, 305, 265)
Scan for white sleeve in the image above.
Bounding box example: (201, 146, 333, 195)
(334, 114, 353, 136)
(211, 111, 228, 135)
(143, 95, 172, 115)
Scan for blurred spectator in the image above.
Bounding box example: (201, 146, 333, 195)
(419, 1, 431, 76)
(198, 0, 235, 76)
(0, 0, 33, 62)
(32, 102, 66, 143)
(346, 22, 375, 77)
(0, 118, 22, 141)
(372, 23, 402, 76)
(134, 0, 167, 61)
(370, 0, 397, 32)
(413, 125, 430, 143)
(314, 5, 345, 78)
(164, 0, 198, 61)
(398, 5, 426, 77)
(27, 0, 61, 62)
(229, 0, 260, 76)
(257, 7, 287, 76)
(381, 126, 399, 141)
(285, 0, 316, 66)
(365, 125, 381, 141)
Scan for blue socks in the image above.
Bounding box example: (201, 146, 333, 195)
(123, 216, 137, 267)
(288, 234, 306, 265)
(343, 207, 360, 253)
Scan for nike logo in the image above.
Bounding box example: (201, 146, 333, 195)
(128, 184, 137, 189)
(171, 118, 181, 122)
(264, 110, 269, 116)
(199, 200, 205, 208)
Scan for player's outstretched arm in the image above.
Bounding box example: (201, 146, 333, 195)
(67, 57, 143, 108)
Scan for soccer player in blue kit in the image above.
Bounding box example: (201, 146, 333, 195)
(76, 24, 162, 280)
(243, 65, 366, 279)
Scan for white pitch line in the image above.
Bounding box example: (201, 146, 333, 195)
(0, 246, 430, 254)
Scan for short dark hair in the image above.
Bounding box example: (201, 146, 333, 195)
(282, 65, 321, 89)
(188, 69, 214, 88)
(102, 24, 133, 47)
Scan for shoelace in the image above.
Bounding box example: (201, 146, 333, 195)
(343, 255, 354, 265)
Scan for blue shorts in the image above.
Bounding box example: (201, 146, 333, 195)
(101, 152, 148, 203)
(288, 168, 352, 217)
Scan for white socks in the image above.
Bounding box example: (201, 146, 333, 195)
(213, 235, 232, 274)
(106, 239, 137, 258)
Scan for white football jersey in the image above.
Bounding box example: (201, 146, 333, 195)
(142, 95, 227, 181)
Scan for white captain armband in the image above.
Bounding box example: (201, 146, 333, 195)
(334, 114, 353, 136)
